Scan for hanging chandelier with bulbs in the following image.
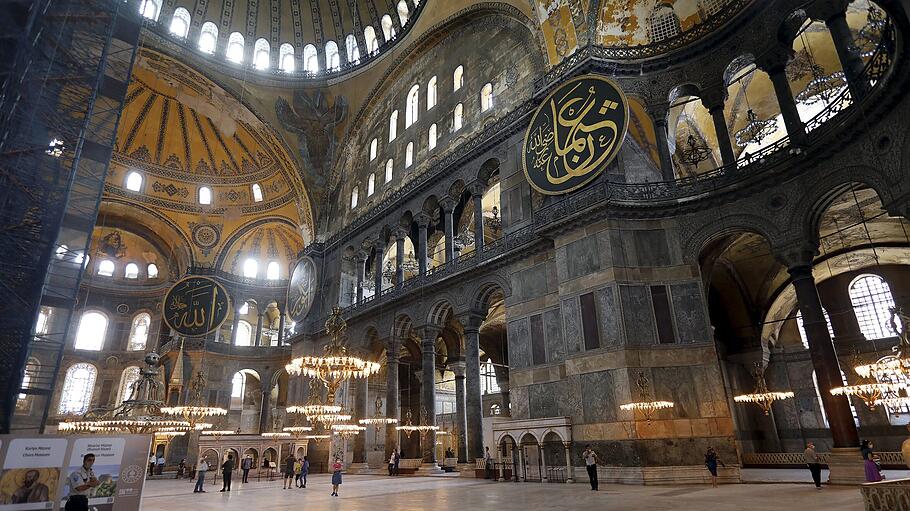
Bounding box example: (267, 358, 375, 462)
(161, 370, 227, 430)
(733, 364, 794, 415)
(619, 372, 675, 423)
(734, 109, 778, 148)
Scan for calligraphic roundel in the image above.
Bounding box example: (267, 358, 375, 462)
(163, 276, 231, 337)
(287, 256, 318, 323)
(522, 74, 629, 195)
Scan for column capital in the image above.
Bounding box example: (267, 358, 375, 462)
(646, 104, 669, 125)
(415, 212, 434, 228)
(372, 234, 387, 249)
(699, 85, 727, 112)
(467, 181, 485, 198)
(414, 325, 442, 346)
(439, 196, 457, 213)
(756, 45, 794, 75)
(449, 360, 466, 377)
(805, 0, 850, 22)
(355, 249, 370, 263)
(392, 227, 409, 241)
(457, 311, 485, 333)
(773, 240, 819, 269)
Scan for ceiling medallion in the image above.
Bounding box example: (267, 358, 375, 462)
(190, 223, 221, 250)
(734, 109, 778, 148)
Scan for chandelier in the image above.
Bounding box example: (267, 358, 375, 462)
(400, 251, 420, 274)
(395, 409, 437, 438)
(796, 67, 846, 106)
(678, 134, 713, 168)
(853, 5, 887, 58)
(734, 364, 794, 415)
(161, 370, 227, 430)
(261, 432, 292, 438)
(288, 404, 342, 417)
(855, 307, 910, 379)
(201, 430, 236, 438)
(734, 109, 778, 148)
(58, 353, 191, 434)
(453, 225, 474, 252)
(619, 372, 675, 423)
(830, 351, 904, 410)
(359, 396, 398, 436)
(283, 426, 314, 434)
(332, 424, 367, 438)
(381, 260, 396, 282)
(485, 207, 502, 233)
(361, 273, 376, 292)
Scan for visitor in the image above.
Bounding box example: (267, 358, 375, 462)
(861, 440, 883, 482)
(220, 454, 234, 492)
(388, 450, 395, 476)
(148, 454, 156, 478)
(300, 456, 310, 488)
(241, 455, 252, 483)
(704, 446, 724, 488)
(65, 453, 97, 511)
(194, 457, 208, 493)
(583, 445, 598, 491)
(484, 447, 494, 479)
(331, 457, 343, 497)
(294, 458, 303, 488)
(283, 453, 296, 489)
(804, 441, 822, 489)
(156, 455, 165, 475)
(177, 459, 186, 479)
(394, 448, 401, 476)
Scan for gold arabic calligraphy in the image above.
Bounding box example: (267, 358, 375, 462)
(166, 278, 227, 334)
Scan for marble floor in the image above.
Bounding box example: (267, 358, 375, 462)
(140, 472, 867, 511)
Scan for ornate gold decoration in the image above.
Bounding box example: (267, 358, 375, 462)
(287, 256, 318, 322)
(162, 276, 230, 337)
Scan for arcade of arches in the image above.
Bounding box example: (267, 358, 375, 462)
(5, 0, 910, 506)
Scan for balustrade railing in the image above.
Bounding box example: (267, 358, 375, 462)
(742, 451, 906, 468)
(861, 478, 910, 511)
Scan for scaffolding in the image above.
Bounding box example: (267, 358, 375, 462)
(0, 0, 141, 432)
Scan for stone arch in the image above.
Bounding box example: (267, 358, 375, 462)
(668, 83, 702, 104)
(682, 212, 785, 264)
(476, 158, 500, 185)
(426, 296, 457, 327)
(777, 9, 808, 45)
(723, 54, 756, 87)
(471, 276, 511, 312)
(393, 313, 414, 340)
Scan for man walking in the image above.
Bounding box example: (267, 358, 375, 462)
(282, 453, 296, 489)
(241, 456, 252, 484)
(194, 458, 208, 493)
(805, 441, 822, 489)
(583, 445, 599, 491)
(220, 454, 234, 492)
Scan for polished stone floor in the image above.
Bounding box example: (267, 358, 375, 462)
(140, 472, 868, 511)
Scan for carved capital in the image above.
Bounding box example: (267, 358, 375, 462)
(646, 104, 669, 126)
(699, 84, 728, 112)
(457, 311, 485, 333)
(772, 239, 819, 269)
(448, 360, 466, 378)
(355, 249, 370, 263)
(392, 227, 409, 241)
(467, 181, 486, 198)
(756, 45, 795, 75)
(439, 196, 457, 213)
(415, 212, 434, 229)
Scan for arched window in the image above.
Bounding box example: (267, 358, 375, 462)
(303, 44, 319, 73)
(35, 307, 51, 338)
(230, 371, 248, 409)
(480, 82, 494, 112)
(369, 138, 378, 161)
(127, 313, 150, 351)
(147, 263, 159, 279)
(849, 274, 898, 340)
(243, 258, 258, 278)
(648, 4, 681, 42)
(169, 7, 191, 38)
(381, 15, 395, 41)
(125, 171, 143, 191)
(874, 355, 910, 425)
(124, 263, 139, 279)
(405, 84, 419, 128)
(481, 358, 501, 394)
(117, 366, 141, 405)
(59, 363, 97, 414)
(351, 186, 359, 209)
(97, 259, 114, 277)
(198, 186, 212, 205)
(226, 32, 245, 64)
(279, 43, 295, 72)
(453, 65, 464, 92)
(427, 76, 437, 110)
(239, 301, 249, 315)
(74, 311, 107, 351)
(252, 183, 264, 202)
(345, 34, 360, 63)
(389, 110, 398, 141)
(397, 0, 409, 26)
(796, 309, 835, 349)
(428, 123, 437, 150)
(139, 0, 160, 20)
(367, 174, 376, 196)
(405, 142, 414, 168)
(266, 261, 280, 280)
(364, 26, 379, 54)
(235, 321, 252, 346)
(700, 0, 726, 17)
(813, 370, 859, 427)
(199, 22, 218, 54)
(385, 159, 393, 182)
(253, 38, 270, 70)
(453, 103, 464, 131)
(325, 41, 340, 71)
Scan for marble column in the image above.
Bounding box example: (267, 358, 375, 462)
(258, 385, 270, 434)
(353, 377, 367, 464)
(440, 197, 456, 263)
(355, 251, 367, 304)
(540, 444, 548, 482)
(563, 442, 574, 483)
(277, 305, 285, 345)
(469, 183, 485, 253)
(648, 106, 675, 181)
(825, 9, 868, 100)
(385, 343, 401, 460)
(373, 238, 385, 293)
(393, 228, 406, 285)
(419, 329, 439, 464)
(254, 311, 264, 347)
(701, 88, 736, 167)
(461, 315, 484, 461)
(229, 309, 241, 345)
(450, 360, 468, 464)
(415, 213, 431, 275)
(759, 48, 807, 146)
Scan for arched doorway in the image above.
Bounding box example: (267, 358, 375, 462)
(520, 433, 541, 482)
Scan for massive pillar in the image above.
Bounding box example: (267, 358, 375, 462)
(385, 341, 401, 460)
(450, 360, 468, 463)
(353, 377, 367, 464)
(440, 197, 456, 263)
(419, 327, 439, 464)
(460, 313, 485, 461)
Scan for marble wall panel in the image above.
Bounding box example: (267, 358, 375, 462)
(515, 263, 549, 302)
(507, 318, 531, 369)
(561, 296, 583, 355)
(529, 382, 559, 418)
(511, 385, 530, 419)
(580, 369, 618, 424)
(544, 308, 566, 363)
(565, 234, 601, 280)
(596, 285, 623, 348)
(652, 366, 699, 420)
(633, 229, 671, 267)
(670, 282, 710, 343)
(619, 285, 656, 347)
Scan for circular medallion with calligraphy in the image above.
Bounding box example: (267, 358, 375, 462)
(162, 276, 231, 336)
(521, 74, 629, 195)
(287, 256, 318, 323)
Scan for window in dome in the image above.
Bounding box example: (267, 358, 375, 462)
(345, 34, 360, 63)
(59, 363, 97, 414)
(368, 174, 376, 196)
(397, 1, 409, 26)
(252, 183, 264, 202)
(254, 38, 270, 70)
(303, 44, 319, 73)
(243, 258, 258, 278)
(125, 170, 143, 191)
(405, 142, 414, 168)
(35, 307, 51, 339)
(279, 43, 295, 72)
(381, 15, 395, 41)
(124, 263, 139, 279)
(351, 186, 359, 209)
(97, 260, 114, 277)
(428, 124, 437, 150)
(198, 186, 212, 205)
(427, 76, 437, 110)
(453, 65, 464, 92)
(266, 261, 280, 280)
(325, 41, 341, 71)
(648, 4, 681, 43)
(227, 32, 245, 64)
(480, 82, 494, 112)
(405, 84, 419, 128)
(369, 138, 378, 161)
(139, 0, 160, 21)
(147, 263, 159, 279)
(389, 110, 398, 141)
(364, 26, 379, 54)
(849, 274, 898, 340)
(454, 103, 463, 131)
(199, 22, 218, 54)
(127, 313, 150, 351)
(700, 0, 727, 17)
(385, 159, 393, 182)
(170, 7, 191, 38)
(74, 311, 107, 351)
(235, 322, 252, 347)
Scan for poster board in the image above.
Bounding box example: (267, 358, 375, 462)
(0, 434, 150, 510)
